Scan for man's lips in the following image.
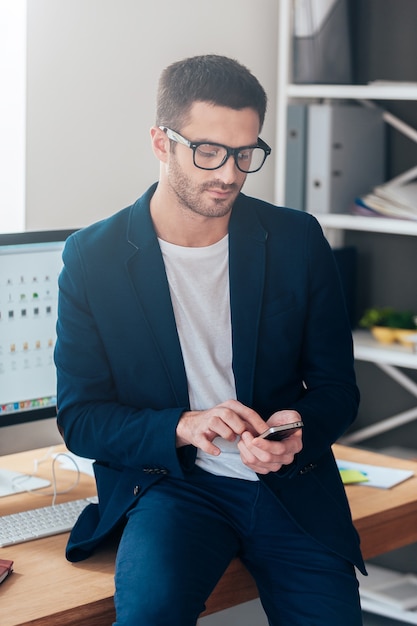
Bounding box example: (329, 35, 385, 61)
(204, 184, 237, 198)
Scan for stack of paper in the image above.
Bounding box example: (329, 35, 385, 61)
(336, 459, 414, 488)
(352, 181, 417, 221)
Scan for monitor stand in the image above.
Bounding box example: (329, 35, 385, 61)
(0, 469, 50, 498)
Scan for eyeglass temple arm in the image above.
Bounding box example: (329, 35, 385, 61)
(159, 126, 191, 148)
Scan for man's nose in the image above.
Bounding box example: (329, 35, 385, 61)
(216, 154, 241, 184)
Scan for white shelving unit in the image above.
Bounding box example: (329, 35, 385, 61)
(353, 330, 417, 369)
(275, 4, 417, 622)
(274, 2, 417, 205)
(312, 189, 417, 448)
(287, 83, 417, 101)
(276, 0, 417, 440)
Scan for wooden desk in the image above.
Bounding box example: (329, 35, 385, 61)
(1, 444, 417, 626)
(333, 444, 417, 559)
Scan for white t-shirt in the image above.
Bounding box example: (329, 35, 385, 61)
(158, 235, 258, 481)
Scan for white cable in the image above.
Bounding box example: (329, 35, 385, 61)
(11, 447, 81, 505)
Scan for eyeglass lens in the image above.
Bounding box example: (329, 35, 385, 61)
(194, 144, 266, 173)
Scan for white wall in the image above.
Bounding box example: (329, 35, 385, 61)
(25, 0, 279, 230)
(0, 0, 26, 232)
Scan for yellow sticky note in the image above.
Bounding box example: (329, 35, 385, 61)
(339, 469, 369, 485)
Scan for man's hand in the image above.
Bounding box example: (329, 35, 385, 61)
(176, 399, 266, 456)
(238, 409, 303, 474)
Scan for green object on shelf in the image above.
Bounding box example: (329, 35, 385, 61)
(359, 307, 417, 330)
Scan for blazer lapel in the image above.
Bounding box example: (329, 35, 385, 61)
(229, 197, 267, 406)
(123, 188, 189, 408)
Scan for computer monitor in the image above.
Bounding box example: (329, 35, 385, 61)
(0, 228, 76, 497)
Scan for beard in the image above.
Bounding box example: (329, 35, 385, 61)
(166, 155, 244, 219)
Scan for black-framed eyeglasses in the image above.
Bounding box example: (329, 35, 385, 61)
(159, 126, 271, 173)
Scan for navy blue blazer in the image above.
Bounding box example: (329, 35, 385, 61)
(55, 183, 365, 572)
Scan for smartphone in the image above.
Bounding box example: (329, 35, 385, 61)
(258, 421, 303, 441)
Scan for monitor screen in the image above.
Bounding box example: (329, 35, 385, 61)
(0, 229, 76, 429)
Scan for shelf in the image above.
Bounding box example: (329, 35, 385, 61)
(353, 330, 417, 369)
(287, 83, 417, 101)
(314, 213, 417, 236)
(361, 596, 417, 625)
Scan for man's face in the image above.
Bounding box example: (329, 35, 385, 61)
(164, 102, 261, 219)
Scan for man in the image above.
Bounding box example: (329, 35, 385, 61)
(55, 55, 365, 625)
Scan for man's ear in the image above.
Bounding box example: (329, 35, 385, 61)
(150, 126, 169, 163)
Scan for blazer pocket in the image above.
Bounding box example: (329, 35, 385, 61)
(262, 292, 297, 319)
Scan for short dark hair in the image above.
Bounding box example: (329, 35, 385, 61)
(156, 54, 267, 132)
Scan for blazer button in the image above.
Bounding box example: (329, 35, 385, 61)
(299, 463, 317, 475)
(133, 485, 141, 496)
(143, 467, 169, 475)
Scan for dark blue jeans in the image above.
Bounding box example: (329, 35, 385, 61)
(113, 467, 362, 625)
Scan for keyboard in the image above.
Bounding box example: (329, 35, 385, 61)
(0, 498, 96, 547)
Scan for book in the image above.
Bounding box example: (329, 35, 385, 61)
(353, 180, 417, 221)
(0, 559, 13, 584)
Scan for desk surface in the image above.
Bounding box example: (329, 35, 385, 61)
(1, 444, 417, 626)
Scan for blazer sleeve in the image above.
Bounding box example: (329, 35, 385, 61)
(281, 216, 359, 473)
